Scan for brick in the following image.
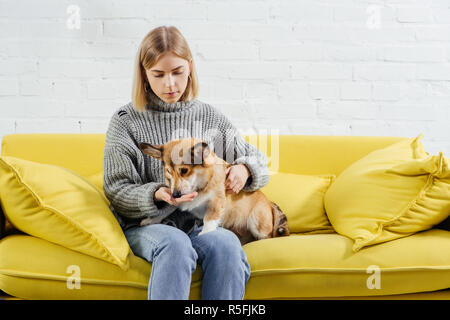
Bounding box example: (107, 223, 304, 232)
(397, 7, 433, 23)
(354, 64, 415, 80)
(379, 46, 445, 62)
(197, 43, 258, 60)
(310, 82, 340, 100)
(261, 44, 323, 61)
(417, 64, 450, 80)
(372, 84, 401, 101)
(340, 82, 371, 100)
(207, 3, 268, 21)
(103, 20, 151, 39)
(317, 101, 378, 120)
(292, 63, 352, 80)
(0, 79, 19, 96)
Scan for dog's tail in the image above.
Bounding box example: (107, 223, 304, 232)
(270, 202, 290, 238)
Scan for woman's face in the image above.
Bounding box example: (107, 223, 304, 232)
(145, 51, 192, 104)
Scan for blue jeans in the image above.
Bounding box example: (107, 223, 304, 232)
(124, 223, 251, 300)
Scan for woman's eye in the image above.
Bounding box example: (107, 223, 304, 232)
(154, 71, 183, 78)
(180, 168, 188, 175)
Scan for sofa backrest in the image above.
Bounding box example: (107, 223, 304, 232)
(1, 133, 408, 190)
(1, 134, 106, 191)
(244, 134, 407, 176)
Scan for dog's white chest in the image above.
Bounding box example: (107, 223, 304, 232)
(178, 190, 215, 219)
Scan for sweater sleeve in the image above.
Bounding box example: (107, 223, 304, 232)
(103, 112, 177, 223)
(212, 107, 270, 192)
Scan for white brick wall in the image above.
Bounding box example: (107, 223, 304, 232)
(0, 0, 449, 155)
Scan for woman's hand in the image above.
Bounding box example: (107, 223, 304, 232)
(154, 186, 197, 206)
(225, 164, 250, 194)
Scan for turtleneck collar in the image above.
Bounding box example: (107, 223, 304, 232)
(145, 90, 194, 113)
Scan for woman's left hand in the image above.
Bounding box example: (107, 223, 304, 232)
(225, 164, 250, 194)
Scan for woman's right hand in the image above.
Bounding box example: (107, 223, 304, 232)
(154, 186, 198, 206)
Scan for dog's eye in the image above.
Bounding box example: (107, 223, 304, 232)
(180, 168, 188, 175)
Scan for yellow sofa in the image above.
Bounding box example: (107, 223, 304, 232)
(0, 133, 449, 300)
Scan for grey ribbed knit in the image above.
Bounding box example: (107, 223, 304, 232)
(103, 90, 270, 231)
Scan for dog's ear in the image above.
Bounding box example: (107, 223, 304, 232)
(191, 141, 210, 165)
(139, 142, 163, 160)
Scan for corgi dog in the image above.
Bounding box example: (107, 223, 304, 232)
(139, 137, 289, 245)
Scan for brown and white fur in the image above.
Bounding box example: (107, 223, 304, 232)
(139, 137, 289, 245)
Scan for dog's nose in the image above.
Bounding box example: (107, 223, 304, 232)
(172, 190, 182, 198)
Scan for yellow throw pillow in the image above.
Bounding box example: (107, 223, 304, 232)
(324, 134, 450, 252)
(261, 172, 335, 234)
(0, 156, 131, 270)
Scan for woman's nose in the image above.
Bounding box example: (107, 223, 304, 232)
(165, 74, 175, 87)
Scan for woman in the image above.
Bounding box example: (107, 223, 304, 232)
(103, 25, 270, 300)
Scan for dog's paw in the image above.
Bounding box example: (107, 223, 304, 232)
(199, 220, 219, 235)
(199, 226, 217, 236)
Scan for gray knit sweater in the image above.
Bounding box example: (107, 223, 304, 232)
(103, 90, 270, 231)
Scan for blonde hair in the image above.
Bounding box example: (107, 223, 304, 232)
(132, 25, 199, 111)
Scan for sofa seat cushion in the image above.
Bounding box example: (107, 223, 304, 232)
(243, 229, 450, 299)
(0, 234, 202, 300)
(1, 231, 449, 300)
